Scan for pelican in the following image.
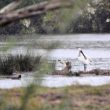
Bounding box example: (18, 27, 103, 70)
(78, 48, 92, 72)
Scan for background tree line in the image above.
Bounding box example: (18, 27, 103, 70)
(0, 0, 110, 35)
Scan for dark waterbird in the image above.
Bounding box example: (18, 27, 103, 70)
(11, 74, 21, 80)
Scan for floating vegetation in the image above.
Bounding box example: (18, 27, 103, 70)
(0, 55, 41, 75)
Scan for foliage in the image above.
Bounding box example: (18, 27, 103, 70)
(0, 0, 109, 34)
(66, 0, 110, 33)
(1, 0, 110, 34)
(0, 0, 13, 8)
(21, 0, 45, 7)
(42, 0, 89, 34)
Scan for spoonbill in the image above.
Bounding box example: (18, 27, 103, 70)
(52, 60, 72, 75)
(58, 60, 72, 73)
(78, 48, 92, 72)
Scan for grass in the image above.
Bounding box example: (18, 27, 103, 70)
(0, 85, 110, 110)
(0, 55, 41, 75)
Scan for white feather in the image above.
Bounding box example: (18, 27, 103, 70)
(78, 48, 92, 65)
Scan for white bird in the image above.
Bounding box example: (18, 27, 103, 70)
(58, 60, 72, 72)
(78, 48, 92, 72)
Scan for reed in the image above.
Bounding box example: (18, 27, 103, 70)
(0, 55, 41, 75)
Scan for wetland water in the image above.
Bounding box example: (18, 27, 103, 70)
(3, 34, 110, 71)
(0, 34, 110, 88)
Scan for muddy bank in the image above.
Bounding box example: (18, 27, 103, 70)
(52, 69, 110, 76)
(78, 69, 110, 76)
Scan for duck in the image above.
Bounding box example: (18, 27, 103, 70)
(11, 74, 21, 80)
(78, 48, 92, 72)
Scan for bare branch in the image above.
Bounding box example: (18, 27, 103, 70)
(0, 1, 73, 25)
(0, 0, 22, 14)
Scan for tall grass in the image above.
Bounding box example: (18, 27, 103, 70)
(0, 55, 41, 75)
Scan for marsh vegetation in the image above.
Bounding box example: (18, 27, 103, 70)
(0, 55, 41, 75)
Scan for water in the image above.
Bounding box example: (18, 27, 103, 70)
(0, 34, 110, 89)
(1, 75, 110, 89)
(42, 75, 110, 87)
(1, 34, 110, 49)
(48, 48, 110, 71)
(5, 48, 110, 71)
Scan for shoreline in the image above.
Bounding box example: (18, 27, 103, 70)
(52, 69, 110, 76)
(0, 68, 110, 79)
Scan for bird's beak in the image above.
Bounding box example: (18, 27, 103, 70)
(80, 50, 87, 59)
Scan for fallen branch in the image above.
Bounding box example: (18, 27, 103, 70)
(0, 1, 73, 25)
(0, 0, 22, 13)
